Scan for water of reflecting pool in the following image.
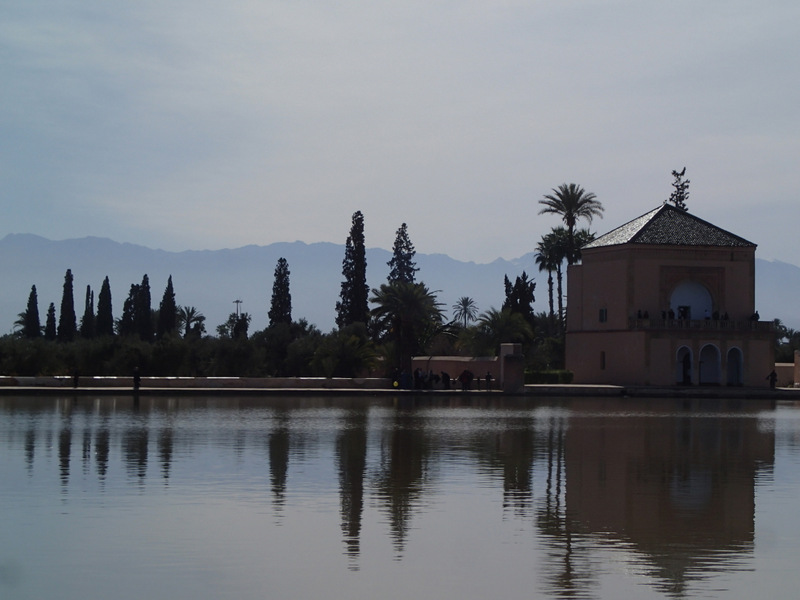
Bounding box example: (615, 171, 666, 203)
(2, 394, 800, 600)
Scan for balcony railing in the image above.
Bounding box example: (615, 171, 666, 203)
(628, 318, 775, 332)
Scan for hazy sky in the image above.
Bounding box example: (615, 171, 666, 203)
(3, 1, 798, 264)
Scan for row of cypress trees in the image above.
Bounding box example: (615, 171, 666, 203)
(14, 212, 419, 342)
(16, 272, 178, 342)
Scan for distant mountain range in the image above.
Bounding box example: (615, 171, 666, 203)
(1, 234, 798, 335)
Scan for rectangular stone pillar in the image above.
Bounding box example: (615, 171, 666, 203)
(500, 343, 525, 393)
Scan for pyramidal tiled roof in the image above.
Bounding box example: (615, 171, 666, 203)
(583, 203, 755, 249)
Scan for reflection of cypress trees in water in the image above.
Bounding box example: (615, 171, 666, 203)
(95, 426, 110, 482)
(497, 420, 535, 514)
(59, 419, 72, 491)
(24, 427, 35, 473)
(123, 415, 149, 482)
(82, 426, 92, 475)
(335, 408, 369, 569)
(502, 430, 534, 511)
(375, 411, 430, 557)
(159, 427, 173, 481)
(234, 429, 247, 459)
(58, 403, 72, 492)
(269, 417, 290, 509)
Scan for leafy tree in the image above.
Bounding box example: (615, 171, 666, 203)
(217, 312, 251, 339)
(387, 222, 418, 284)
(502, 271, 536, 327)
(538, 183, 603, 265)
(311, 323, 377, 377)
(667, 167, 690, 211)
(178, 306, 205, 339)
(370, 281, 445, 373)
(470, 308, 533, 356)
(57, 269, 77, 342)
(95, 276, 114, 337)
(336, 211, 369, 328)
(79, 285, 95, 338)
(157, 275, 178, 339)
(44, 303, 57, 340)
(269, 257, 292, 326)
(452, 296, 478, 329)
(18, 285, 41, 339)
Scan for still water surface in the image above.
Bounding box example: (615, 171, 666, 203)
(2, 395, 800, 599)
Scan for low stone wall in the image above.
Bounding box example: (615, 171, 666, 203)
(411, 356, 499, 390)
(0, 376, 393, 390)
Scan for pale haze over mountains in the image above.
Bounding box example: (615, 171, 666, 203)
(1, 234, 798, 336)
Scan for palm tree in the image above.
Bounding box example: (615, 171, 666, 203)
(534, 235, 558, 319)
(572, 227, 596, 264)
(178, 306, 205, 338)
(370, 281, 445, 372)
(538, 183, 603, 265)
(452, 296, 479, 329)
(549, 227, 570, 323)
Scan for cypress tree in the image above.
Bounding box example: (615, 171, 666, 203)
(387, 222, 418, 284)
(22, 285, 41, 338)
(157, 275, 178, 338)
(335, 211, 368, 328)
(80, 285, 95, 338)
(119, 284, 139, 337)
(269, 258, 292, 327)
(136, 274, 152, 341)
(96, 276, 114, 336)
(44, 303, 57, 340)
(57, 269, 77, 342)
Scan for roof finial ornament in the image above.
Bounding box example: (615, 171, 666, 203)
(666, 167, 690, 211)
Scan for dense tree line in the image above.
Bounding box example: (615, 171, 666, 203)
(3, 195, 608, 380)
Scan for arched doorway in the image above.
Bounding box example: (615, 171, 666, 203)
(699, 344, 721, 385)
(670, 281, 713, 320)
(676, 346, 692, 385)
(727, 347, 743, 386)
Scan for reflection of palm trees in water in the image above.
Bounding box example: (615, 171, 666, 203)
(536, 415, 593, 598)
(465, 416, 536, 516)
(336, 407, 369, 570)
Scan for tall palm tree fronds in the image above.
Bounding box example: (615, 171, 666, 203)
(370, 281, 446, 372)
(452, 296, 478, 329)
(178, 306, 205, 338)
(538, 183, 603, 265)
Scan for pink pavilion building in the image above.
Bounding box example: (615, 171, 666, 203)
(566, 203, 774, 386)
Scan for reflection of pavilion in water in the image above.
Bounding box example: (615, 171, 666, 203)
(553, 399, 776, 597)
